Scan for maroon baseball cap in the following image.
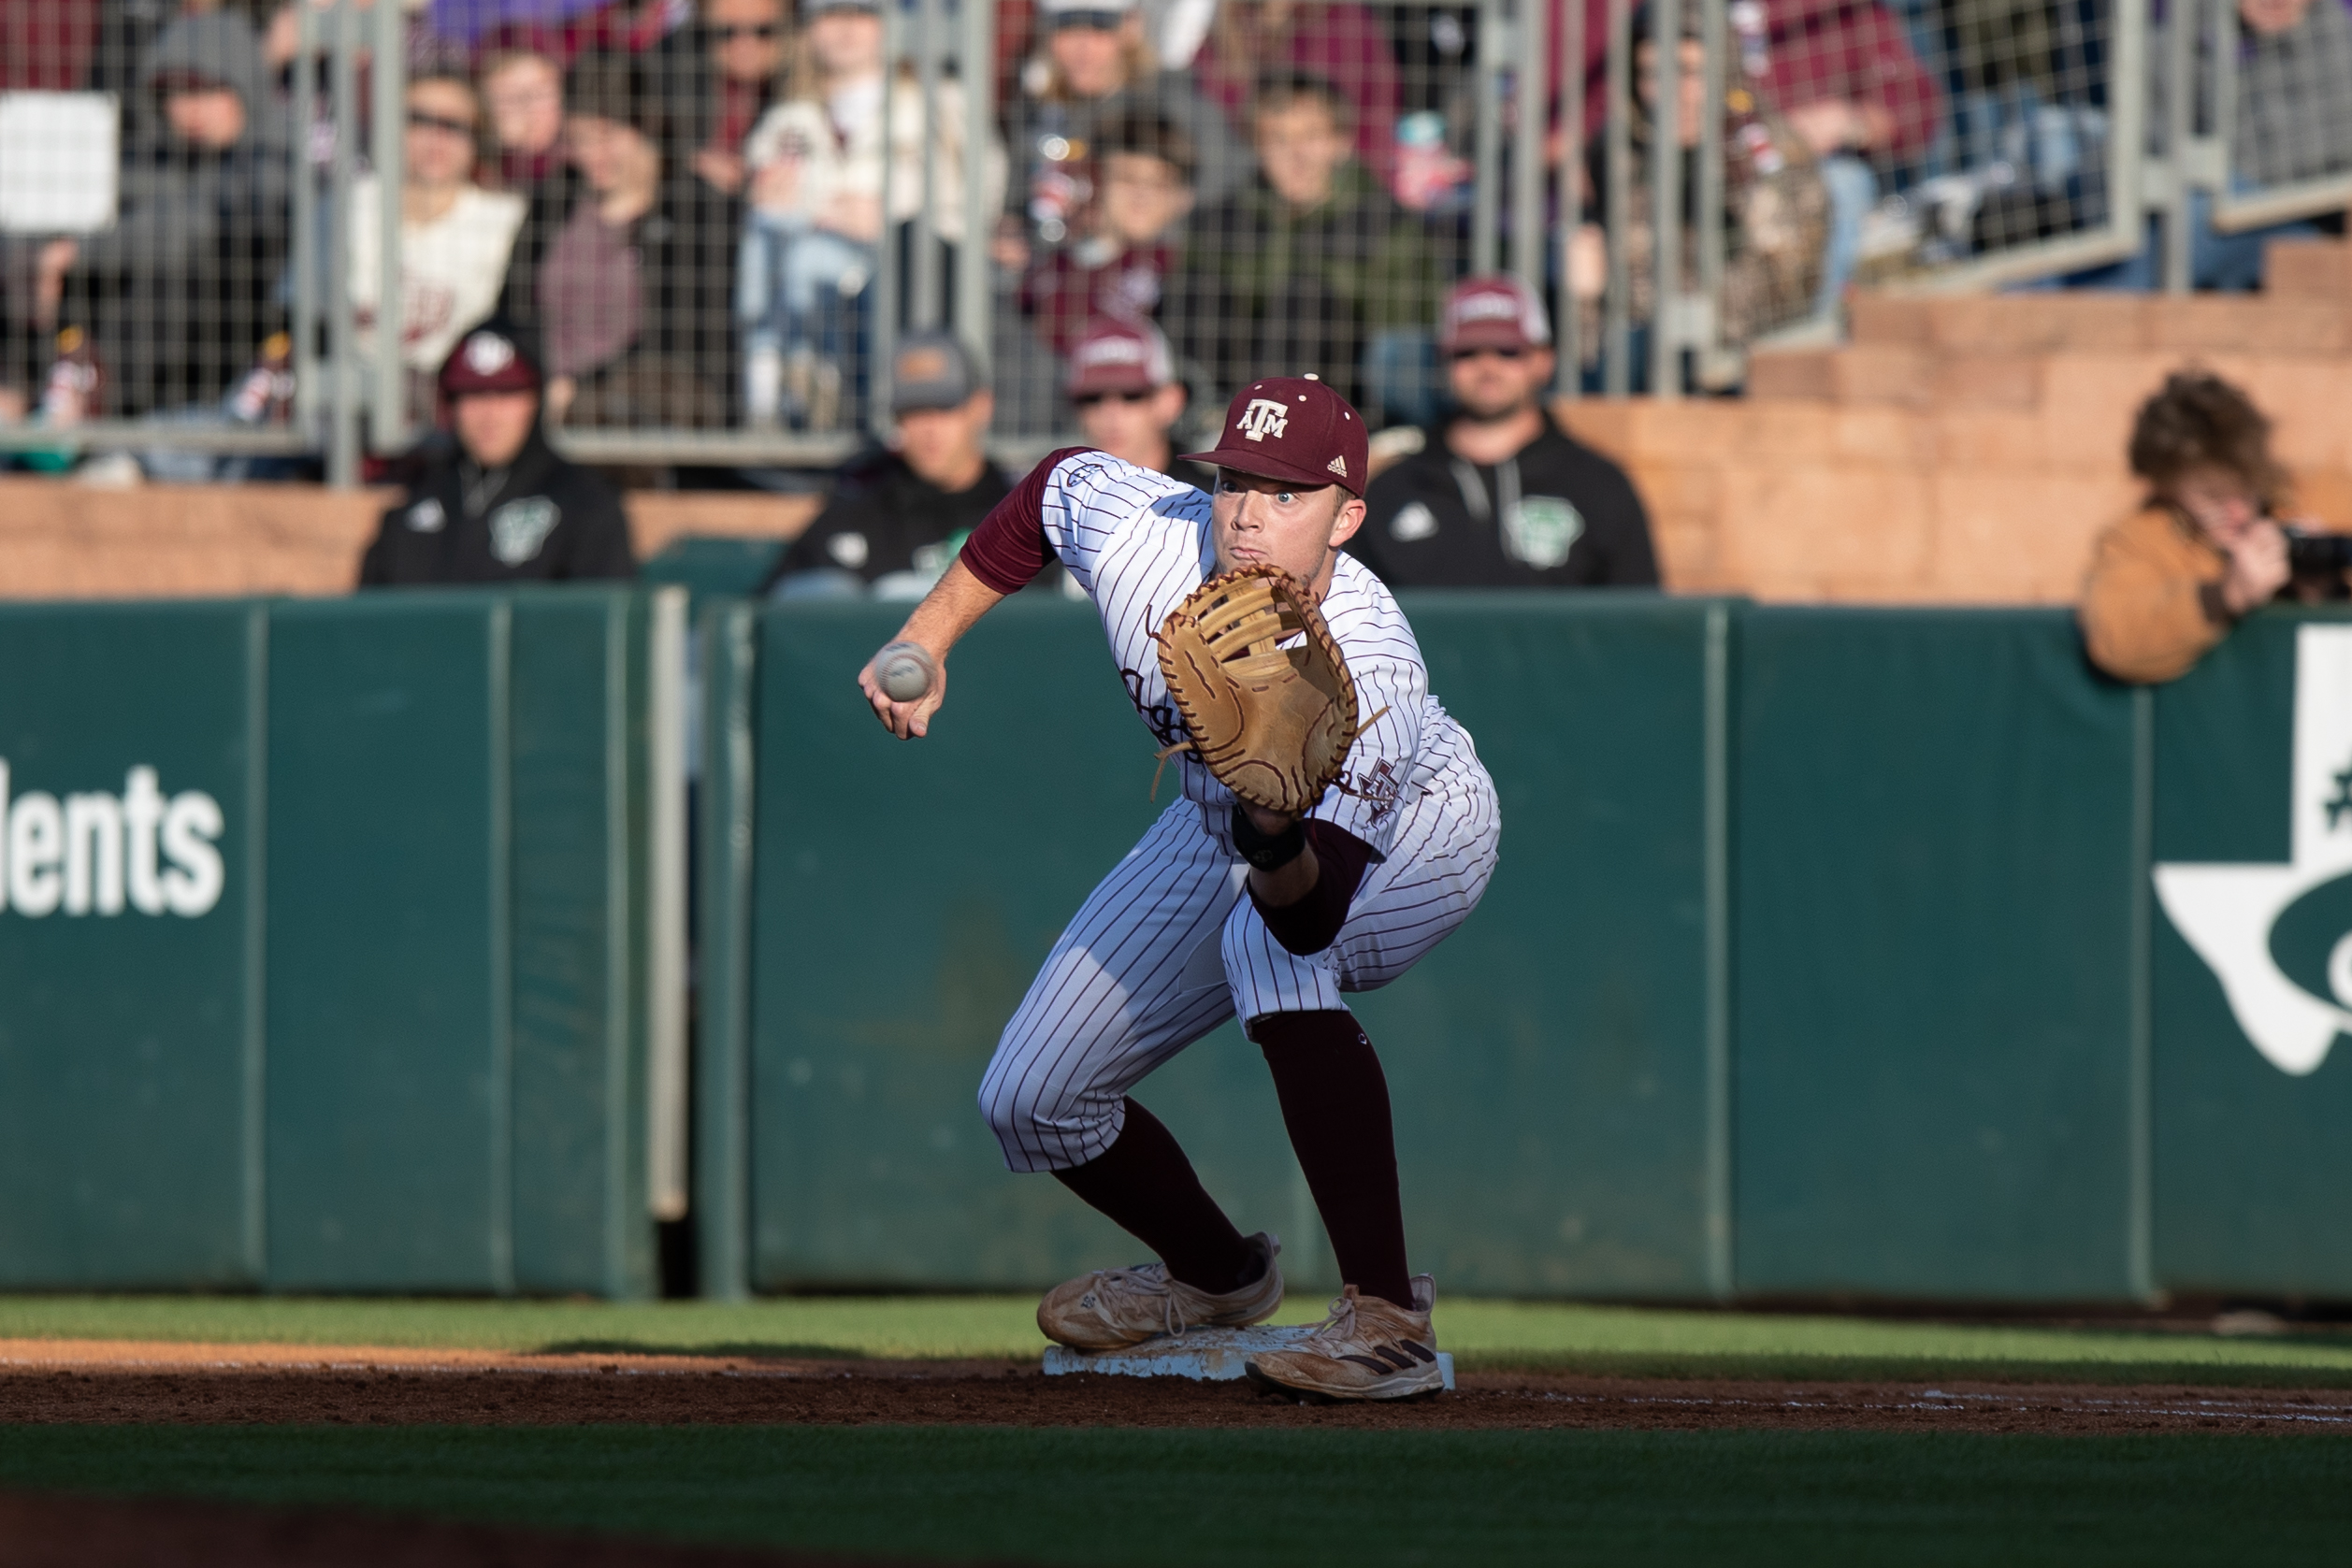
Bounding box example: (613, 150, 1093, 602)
(439, 324, 541, 397)
(1181, 375, 1369, 496)
(1067, 320, 1175, 397)
(1439, 275, 1552, 352)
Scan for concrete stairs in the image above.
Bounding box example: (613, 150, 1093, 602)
(1564, 237, 2352, 602)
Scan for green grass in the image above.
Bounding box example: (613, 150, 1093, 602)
(7, 1294, 2352, 1387)
(1, 1424, 2347, 1567)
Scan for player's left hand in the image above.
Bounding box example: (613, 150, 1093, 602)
(859, 651, 947, 741)
(1238, 802, 1297, 838)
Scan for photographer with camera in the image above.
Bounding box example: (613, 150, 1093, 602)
(2079, 372, 2351, 683)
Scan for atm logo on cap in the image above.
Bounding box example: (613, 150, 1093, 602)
(0, 762, 225, 919)
(1237, 398, 1290, 441)
(2157, 626, 2352, 1074)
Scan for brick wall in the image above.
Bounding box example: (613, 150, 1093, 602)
(0, 478, 819, 599)
(1560, 237, 2352, 603)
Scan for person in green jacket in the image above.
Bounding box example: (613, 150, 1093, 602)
(1170, 71, 1443, 422)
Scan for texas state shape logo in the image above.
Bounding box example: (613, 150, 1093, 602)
(2155, 625, 2352, 1075)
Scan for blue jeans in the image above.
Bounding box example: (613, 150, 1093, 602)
(1817, 154, 1879, 320)
(738, 212, 875, 414)
(2065, 184, 2326, 293)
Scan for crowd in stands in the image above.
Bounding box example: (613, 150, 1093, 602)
(27, 0, 2352, 445)
(4, 0, 2352, 606)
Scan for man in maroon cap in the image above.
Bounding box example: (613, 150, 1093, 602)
(1063, 320, 1213, 492)
(358, 321, 636, 585)
(848, 375, 1500, 1402)
(1356, 276, 1658, 589)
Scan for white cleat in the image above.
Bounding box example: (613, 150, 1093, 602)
(1245, 1275, 1445, 1402)
(1037, 1232, 1284, 1352)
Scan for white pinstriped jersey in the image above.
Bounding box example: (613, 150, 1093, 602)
(974, 452, 1503, 1174)
(1038, 450, 1479, 857)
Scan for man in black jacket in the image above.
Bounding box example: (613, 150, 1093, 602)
(358, 323, 637, 585)
(1353, 277, 1659, 589)
(763, 332, 1011, 598)
(1064, 320, 1214, 492)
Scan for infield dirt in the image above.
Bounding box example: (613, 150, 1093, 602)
(4, 1339, 2349, 1434)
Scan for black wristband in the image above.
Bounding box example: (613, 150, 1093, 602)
(1231, 803, 1307, 870)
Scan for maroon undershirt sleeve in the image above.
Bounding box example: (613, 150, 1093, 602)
(1249, 819, 1377, 957)
(959, 446, 1095, 594)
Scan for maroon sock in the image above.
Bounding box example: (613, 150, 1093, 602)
(1253, 1010, 1415, 1310)
(1051, 1099, 1259, 1295)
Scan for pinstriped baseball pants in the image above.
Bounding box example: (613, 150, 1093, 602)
(977, 785, 1499, 1173)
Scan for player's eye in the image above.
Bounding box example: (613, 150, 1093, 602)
(1277, 491, 1298, 504)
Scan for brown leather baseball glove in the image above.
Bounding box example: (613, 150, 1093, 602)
(1154, 565, 1361, 816)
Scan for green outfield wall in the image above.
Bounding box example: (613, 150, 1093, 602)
(2151, 615, 2352, 1298)
(2, 592, 2346, 1302)
(0, 589, 680, 1297)
(701, 597, 2352, 1305)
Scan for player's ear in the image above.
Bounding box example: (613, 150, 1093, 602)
(1326, 496, 1366, 550)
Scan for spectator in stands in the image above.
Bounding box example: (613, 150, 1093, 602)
(352, 73, 528, 425)
(482, 46, 570, 193)
(1194, 0, 1403, 182)
(2086, 0, 2352, 292)
(761, 332, 1011, 599)
(479, 44, 577, 368)
(1001, 0, 1247, 259)
(2079, 373, 2349, 683)
(24, 10, 290, 418)
(3, 0, 99, 89)
(1354, 276, 1658, 588)
(2229, 0, 2352, 193)
(530, 50, 731, 427)
(738, 0, 1004, 430)
(359, 320, 636, 585)
(1174, 71, 1441, 419)
(1018, 108, 1194, 361)
(1571, 11, 1827, 391)
(657, 0, 790, 202)
(1064, 318, 1211, 485)
(1729, 0, 1935, 318)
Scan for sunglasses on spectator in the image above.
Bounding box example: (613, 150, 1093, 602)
(408, 109, 475, 136)
(1049, 9, 1127, 28)
(714, 22, 782, 39)
(1074, 389, 1155, 407)
(1449, 345, 1527, 362)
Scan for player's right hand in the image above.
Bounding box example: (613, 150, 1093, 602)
(859, 654, 947, 741)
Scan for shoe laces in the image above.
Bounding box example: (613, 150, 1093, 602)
(1087, 1263, 1189, 1337)
(1301, 1288, 1363, 1345)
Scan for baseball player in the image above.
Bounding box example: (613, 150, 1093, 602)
(859, 377, 1499, 1401)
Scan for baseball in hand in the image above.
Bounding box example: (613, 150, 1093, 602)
(875, 641, 937, 703)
